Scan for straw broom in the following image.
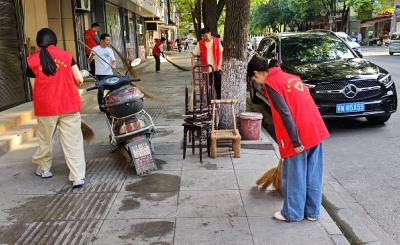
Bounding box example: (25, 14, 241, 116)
(256, 158, 282, 192)
(161, 54, 191, 71)
(78, 40, 168, 102)
(81, 120, 95, 144)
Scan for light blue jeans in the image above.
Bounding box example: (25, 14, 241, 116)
(281, 143, 324, 222)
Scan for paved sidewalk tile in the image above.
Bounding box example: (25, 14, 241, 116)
(182, 156, 233, 170)
(175, 217, 253, 245)
(248, 217, 334, 245)
(177, 190, 245, 218)
(240, 189, 283, 217)
(94, 218, 175, 245)
(107, 191, 178, 219)
(180, 170, 238, 191)
(232, 151, 278, 170)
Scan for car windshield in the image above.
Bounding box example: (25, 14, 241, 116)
(281, 36, 356, 64)
(336, 33, 353, 42)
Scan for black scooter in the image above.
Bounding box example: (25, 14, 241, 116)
(83, 59, 157, 175)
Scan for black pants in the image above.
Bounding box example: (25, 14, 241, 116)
(86, 54, 95, 76)
(155, 56, 160, 71)
(96, 75, 109, 111)
(209, 71, 222, 99)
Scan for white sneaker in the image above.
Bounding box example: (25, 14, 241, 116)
(72, 179, 85, 189)
(307, 217, 319, 221)
(273, 211, 287, 221)
(35, 167, 53, 178)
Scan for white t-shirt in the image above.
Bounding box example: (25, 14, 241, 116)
(92, 45, 116, 75)
(192, 39, 223, 72)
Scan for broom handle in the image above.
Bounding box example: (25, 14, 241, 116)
(78, 40, 122, 76)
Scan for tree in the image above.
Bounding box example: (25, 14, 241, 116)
(219, 0, 251, 128)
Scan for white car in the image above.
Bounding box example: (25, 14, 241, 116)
(335, 32, 362, 53)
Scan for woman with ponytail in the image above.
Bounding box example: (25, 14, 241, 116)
(26, 28, 86, 188)
(247, 55, 329, 222)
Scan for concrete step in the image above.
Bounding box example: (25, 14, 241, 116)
(0, 103, 34, 134)
(0, 119, 37, 157)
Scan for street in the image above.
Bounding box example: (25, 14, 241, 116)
(324, 48, 400, 243)
(255, 47, 400, 243)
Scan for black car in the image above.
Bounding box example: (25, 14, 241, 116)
(249, 31, 397, 124)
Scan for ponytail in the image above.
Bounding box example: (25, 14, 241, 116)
(39, 47, 57, 76)
(36, 28, 58, 76)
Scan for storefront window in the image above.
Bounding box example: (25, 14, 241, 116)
(105, 2, 124, 68)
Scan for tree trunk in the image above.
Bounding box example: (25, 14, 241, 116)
(219, 0, 251, 129)
(191, 0, 202, 40)
(202, 0, 225, 35)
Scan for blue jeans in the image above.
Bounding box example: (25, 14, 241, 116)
(281, 143, 324, 222)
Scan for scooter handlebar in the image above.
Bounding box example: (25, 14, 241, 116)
(131, 79, 141, 82)
(86, 86, 98, 91)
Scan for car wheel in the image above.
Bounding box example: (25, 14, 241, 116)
(389, 52, 394, 55)
(250, 80, 262, 104)
(366, 114, 391, 124)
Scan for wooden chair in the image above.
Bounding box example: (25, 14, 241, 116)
(210, 99, 241, 158)
(182, 64, 214, 162)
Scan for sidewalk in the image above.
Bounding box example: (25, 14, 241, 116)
(0, 53, 348, 245)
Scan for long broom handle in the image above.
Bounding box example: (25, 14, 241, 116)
(78, 40, 122, 76)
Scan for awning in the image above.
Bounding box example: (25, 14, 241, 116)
(360, 15, 392, 28)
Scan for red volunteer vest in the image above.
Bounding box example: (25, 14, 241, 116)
(27, 45, 81, 117)
(199, 37, 221, 72)
(152, 40, 163, 57)
(264, 67, 330, 158)
(84, 29, 97, 55)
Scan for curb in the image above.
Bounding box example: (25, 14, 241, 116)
(323, 173, 398, 245)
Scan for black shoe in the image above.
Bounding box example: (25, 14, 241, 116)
(99, 107, 105, 113)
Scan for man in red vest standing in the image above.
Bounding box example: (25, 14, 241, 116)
(191, 27, 223, 99)
(152, 37, 166, 73)
(247, 56, 330, 222)
(84, 23, 100, 75)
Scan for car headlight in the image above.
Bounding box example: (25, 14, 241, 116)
(379, 74, 394, 88)
(304, 82, 316, 89)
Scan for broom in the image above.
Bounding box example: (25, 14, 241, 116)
(81, 120, 95, 144)
(78, 40, 168, 102)
(161, 54, 191, 71)
(256, 158, 283, 192)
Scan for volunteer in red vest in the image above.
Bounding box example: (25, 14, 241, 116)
(84, 22, 100, 75)
(26, 28, 86, 188)
(152, 37, 166, 73)
(247, 56, 330, 222)
(191, 27, 223, 99)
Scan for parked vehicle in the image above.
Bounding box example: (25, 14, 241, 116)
(389, 32, 400, 55)
(84, 58, 157, 175)
(249, 31, 397, 124)
(335, 32, 362, 53)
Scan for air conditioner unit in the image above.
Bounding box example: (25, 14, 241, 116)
(75, 0, 91, 12)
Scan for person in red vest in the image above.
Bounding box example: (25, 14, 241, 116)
(152, 37, 166, 73)
(84, 22, 100, 75)
(247, 56, 330, 222)
(26, 28, 86, 189)
(191, 27, 223, 99)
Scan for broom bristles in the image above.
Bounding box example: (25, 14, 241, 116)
(81, 121, 95, 144)
(256, 158, 283, 191)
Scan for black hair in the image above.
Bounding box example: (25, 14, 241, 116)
(201, 27, 211, 35)
(160, 37, 166, 41)
(91, 22, 100, 28)
(36, 28, 58, 76)
(100, 33, 111, 41)
(215, 34, 221, 39)
(268, 59, 280, 68)
(247, 55, 268, 78)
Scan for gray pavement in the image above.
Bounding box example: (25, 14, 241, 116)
(0, 52, 347, 245)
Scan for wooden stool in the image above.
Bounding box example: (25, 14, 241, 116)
(210, 99, 241, 158)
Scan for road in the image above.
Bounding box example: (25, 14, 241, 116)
(324, 47, 400, 243)
(256, 47, 400, 243)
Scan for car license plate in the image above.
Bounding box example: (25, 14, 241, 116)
(336, 102, 365, 113)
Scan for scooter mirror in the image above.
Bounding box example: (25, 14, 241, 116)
(80, 70, 90, 78)
(131, 58, 141, 67)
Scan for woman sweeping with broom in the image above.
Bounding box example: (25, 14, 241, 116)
(247, 56, 330, 222)
(26, 28, 87, 189)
